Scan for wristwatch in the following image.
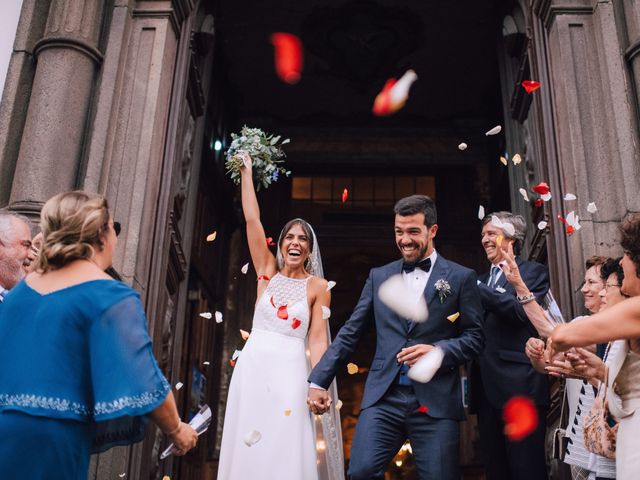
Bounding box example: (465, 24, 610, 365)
(517, 292, 536, 304)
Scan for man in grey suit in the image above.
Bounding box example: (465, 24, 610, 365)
(308, 195, 484, 479)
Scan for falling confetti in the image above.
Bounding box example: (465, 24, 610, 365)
(244, 430, 262, 447)
(378, 274, 429, 322)
(229, 359, 236, 367)
(478, 205, 485, 220)
(491, 215, 515, 237)
(241, 263, 249, 274)
(521, 80, 541, 94)
(534, 199, 543, 208)
(372, 69, 418, 116)
(417, 405, 429, 413)
(326, 281, 336, 291)
(342, 188, 348, 204)
(537, 221, 548, 230)
(512, 154, 522, 165)
(486, 125, 502, 136)
(408, 347, 445, 383)
(206, 231, 217, 242)
(563, 193, 577, 201)
(203, 361, 210, 366)
(587, 202, 597, 213)
(199, 312, 212, 319)
(277, 305, 288, 319)
(541, 192, 552, 202)
(284, 409, 292, 416)
(119, 474, 126, 478)
(458, 142, 468, 151)
(503, 396, 538, 441)
(175, 382, 183, 390)
(215, 311, 223, 323)
(266, 237, 276, 247)
(321, 306, 331, 320)
(447, 312, 460, 323)
(240, 329, 250, 340)
(519, 188, 529, 202)
(336, 400, 343, 410)
(532, 182, 550, 195)
(270, 33, 303, 84)
(347, 363, 359, 375)
(566, 226, 575, 235)
(291, 318, 301, 329)
(499, 156, 508, 166)
(565, 211, 581, 234)
(257, 274, 270, 282)
(496, 234, 504, 247)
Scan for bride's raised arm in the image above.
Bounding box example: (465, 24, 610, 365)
(240, 154, 276, 278)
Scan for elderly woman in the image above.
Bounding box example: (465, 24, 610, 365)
(0, 191, 198, 479)
(548, 214, 640, 480)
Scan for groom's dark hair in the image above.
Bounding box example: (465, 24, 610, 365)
(394, 195, 437, 226)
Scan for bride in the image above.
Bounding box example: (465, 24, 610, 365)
(217, 153, 344, 480)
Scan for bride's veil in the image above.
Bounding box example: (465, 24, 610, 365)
(276, 219, 345, 480)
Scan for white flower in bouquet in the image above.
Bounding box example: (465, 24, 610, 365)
(225, 126, 291, 190)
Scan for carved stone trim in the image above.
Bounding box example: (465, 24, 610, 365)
(132, 3, 184, 36)
(34, 36, 104, 64)
(533, 0, 594, 28)
(625, 39, 640, 63)
(167, 213, 188, 288)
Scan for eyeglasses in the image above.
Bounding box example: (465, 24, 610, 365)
(605, 283, 620, 291)
(113, 222, 121, 237)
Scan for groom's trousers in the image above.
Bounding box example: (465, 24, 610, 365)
(348, 384, 460, 480)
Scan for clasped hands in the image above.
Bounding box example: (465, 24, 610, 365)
(526, 336, 604, 384)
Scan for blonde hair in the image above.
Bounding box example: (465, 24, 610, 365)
(36, 191, 110, 272)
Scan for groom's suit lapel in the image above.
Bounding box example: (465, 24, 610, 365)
(408, 255, 450, 333)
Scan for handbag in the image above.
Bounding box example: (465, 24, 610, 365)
(583, 343, 618, 459)
(551, 380, 569, 460)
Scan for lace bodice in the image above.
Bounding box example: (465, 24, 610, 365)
(252, 273, 311, 339)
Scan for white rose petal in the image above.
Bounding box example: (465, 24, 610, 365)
(495, 286, 507, 293)
(408, 347, 445, 383)
(175, 382, 183, 390)
(378, 275, 429, 323)
(519, 188, 529, 202)
(215, 311, 223, 323)
(326, 281, 336, 291)
(587, 202, 598, 213)
(541, 192, 552, 202)
(243, 430, 262, 447)
(241, 263, 249, 274)
(485, 125, 502, 136)
(564, 193, 577, 201)
(321, 306, 331, 320)
(537, 221, 548, 230)
(478, 205, 485, 220)
(458, 142, 468, 151)
(202, 361, 210, 366)
(199, 312, 212, 319)
(512, 153, 522, 165)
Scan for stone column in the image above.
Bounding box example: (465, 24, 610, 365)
(8, 0, 105, 216)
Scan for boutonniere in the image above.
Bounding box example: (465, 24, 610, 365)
(434, 279, 452, 303)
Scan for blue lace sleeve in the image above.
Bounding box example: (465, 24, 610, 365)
(89, 294, 170, 452)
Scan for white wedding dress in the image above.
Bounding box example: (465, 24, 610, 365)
(218, 273, 326, 480)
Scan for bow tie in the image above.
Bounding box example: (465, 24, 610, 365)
(402, 257, 432, 273)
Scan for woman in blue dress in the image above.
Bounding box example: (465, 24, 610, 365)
(0, 191, 198, 479)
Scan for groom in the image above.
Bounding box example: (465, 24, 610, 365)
(308, 195, 484, 479)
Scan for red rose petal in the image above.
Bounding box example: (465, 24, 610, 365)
(532, 182, 550, 195)
(522, 80, 541, 94)
(534, 199, 543, 207)
(270, 33, 303, 84)
(266, 237, 276, 247)
(372, 79, 397, 116)
(291, 318, 301, 329)
(342, 188, 348, 204)
(503, 396, 538, 441)
(417, 405, 429, 413)
(557, 214, 566, 224)
(277, 305, 288, 320)
(566, 225, 575, 235)
(229, 359, 236, 367)
(257, 275, 270, 282)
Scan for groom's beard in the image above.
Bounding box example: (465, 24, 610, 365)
(399, 241, 429, 264)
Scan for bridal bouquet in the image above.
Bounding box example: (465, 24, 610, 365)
(225, 126, 291, 191)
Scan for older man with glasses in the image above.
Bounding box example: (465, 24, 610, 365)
(0, 210, 35, 302)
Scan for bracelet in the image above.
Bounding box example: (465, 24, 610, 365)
(165, 421, 182, 436)
(517, 293, 536, 305)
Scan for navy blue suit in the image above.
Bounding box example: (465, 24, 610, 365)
(469, 257, 550, 480)
(309, 255, 484, 479)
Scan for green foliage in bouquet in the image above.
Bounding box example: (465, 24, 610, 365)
(225, 126, 291, 191)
